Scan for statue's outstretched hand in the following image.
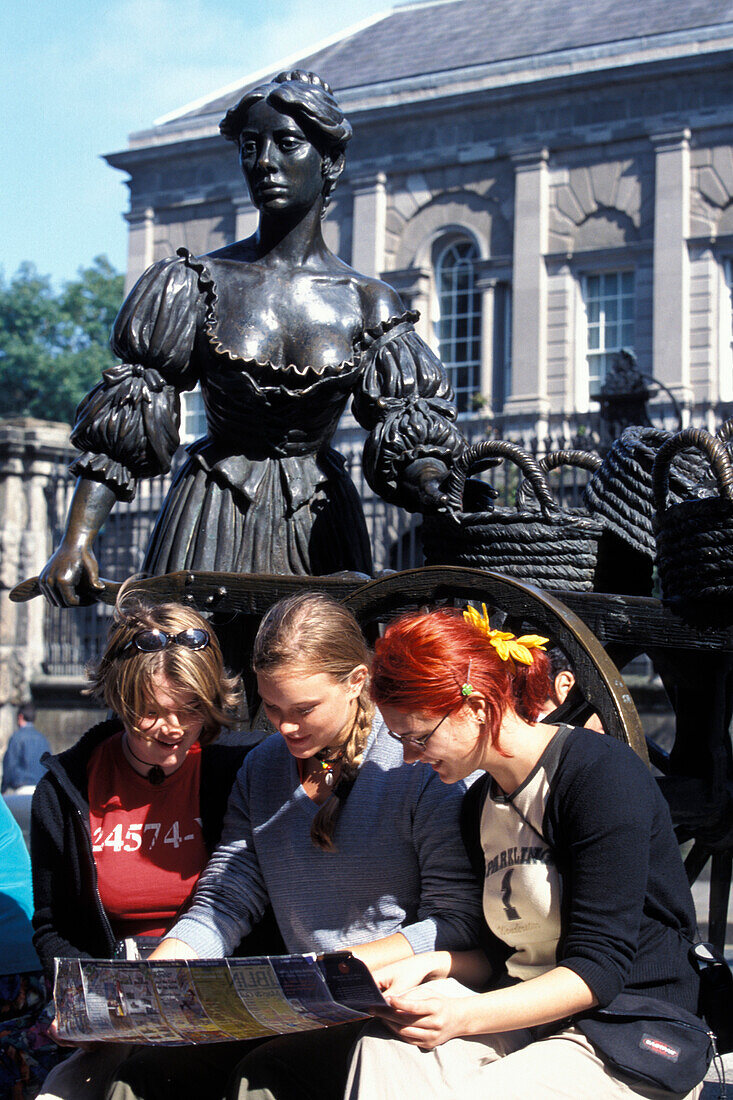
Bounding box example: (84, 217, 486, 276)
(401, 458, 451, 514)
(38, 540, 105, 608)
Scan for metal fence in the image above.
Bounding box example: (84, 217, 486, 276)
(41, 420, 602, 677)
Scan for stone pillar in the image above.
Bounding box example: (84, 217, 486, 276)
(0, 420, 72, 747)
(651, 129, 692, 413)
(351, 174, 387, 278)
(123, 207, 155, 293)
(475, 272, 498, 413)
(506, 149, 550, 431)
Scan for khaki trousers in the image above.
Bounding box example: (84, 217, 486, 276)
(345, 1019, 704, 1100)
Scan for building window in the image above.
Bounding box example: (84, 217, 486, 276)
(435, 239, 482, 414)
(180, 387, 207, 443)
(582, 270, 635, 395)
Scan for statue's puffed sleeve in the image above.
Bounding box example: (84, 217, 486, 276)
(69, 252, 203, 501)
(352, 315, 465, 508)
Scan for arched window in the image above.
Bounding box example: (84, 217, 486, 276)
(434, 239, 482, 414)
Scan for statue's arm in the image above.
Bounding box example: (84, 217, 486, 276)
(38, 479, 116, 607)
(38, 255, 202, 607)
(352, 303, 465, 512)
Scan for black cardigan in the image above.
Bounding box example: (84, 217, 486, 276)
(460, 726, 700, 1014)
(31, 719, 283, 975)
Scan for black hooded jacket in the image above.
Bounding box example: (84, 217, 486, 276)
(30, 719, 282, 976)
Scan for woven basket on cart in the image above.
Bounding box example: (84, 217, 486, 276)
(516, 448, 647, 596)
(653, 427, 733, 618)
(583, 426, 705, 596)
(422, 440, 604, 592)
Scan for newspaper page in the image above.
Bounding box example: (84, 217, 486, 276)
(54, 959, 93, 1043)
(54, 952, 385, 1045)
(148, 962, 235, 1043)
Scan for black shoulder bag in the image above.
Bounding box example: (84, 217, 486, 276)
(575, 993, 714, 1093)
(690, 940, 733, 1056)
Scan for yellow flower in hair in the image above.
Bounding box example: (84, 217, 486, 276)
(463, 603, 492, 636)
(504, 634, 549, 665)
(463, 603, 548, 666)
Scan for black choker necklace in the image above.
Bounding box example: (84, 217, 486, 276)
(124, 738, 166, 786)
(314, 746, 347, 764)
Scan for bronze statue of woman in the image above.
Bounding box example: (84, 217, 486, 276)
(39, 70, 464, 606)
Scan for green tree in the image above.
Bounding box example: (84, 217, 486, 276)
(0, 256, 124, 424)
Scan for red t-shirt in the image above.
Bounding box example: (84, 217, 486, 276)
(87, 732, 209, 939)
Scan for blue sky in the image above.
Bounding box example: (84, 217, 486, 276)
(3, 0, 393, 288)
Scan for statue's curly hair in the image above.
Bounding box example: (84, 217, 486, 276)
(220, 71, 352, 213)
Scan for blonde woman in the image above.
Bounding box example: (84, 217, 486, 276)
(32, 591, 272, 1099)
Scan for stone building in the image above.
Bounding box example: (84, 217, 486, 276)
(105, 0, 733, 442)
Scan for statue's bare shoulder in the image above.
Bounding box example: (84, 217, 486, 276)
(356, 277, 406, 328)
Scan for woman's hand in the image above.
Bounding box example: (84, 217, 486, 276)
(374, 951, 450, 998)
(47, 1016, 95, 1050)
(47, 1016, 75, 1047)
(379, 984, 473, 1050)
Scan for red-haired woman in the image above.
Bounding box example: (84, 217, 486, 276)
(345, 606, 707, 1100)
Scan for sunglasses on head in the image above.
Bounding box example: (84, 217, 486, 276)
(125, 628, 210, 654)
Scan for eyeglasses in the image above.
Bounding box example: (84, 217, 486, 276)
(126, 628, 210, 653)
(385, 709, 451, 751)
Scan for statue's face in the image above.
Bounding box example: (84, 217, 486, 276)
(239, 99, 325, 215)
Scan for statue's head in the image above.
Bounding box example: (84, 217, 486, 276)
(220, 71, 352, 213)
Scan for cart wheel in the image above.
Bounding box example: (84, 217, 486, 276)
(345, 565, 646, 761)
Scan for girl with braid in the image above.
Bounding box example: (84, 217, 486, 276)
(117, 593, 480, 1100)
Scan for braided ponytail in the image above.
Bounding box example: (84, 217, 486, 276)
(311, 689, 374, 851)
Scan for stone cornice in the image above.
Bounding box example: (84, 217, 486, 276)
(0, 420, 73, 468)
(649, 128, 691, 153)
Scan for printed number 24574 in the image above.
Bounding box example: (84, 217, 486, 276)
(91, 820, 200, 852)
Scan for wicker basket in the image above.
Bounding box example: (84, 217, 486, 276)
(516, 448, 650, 596)
(653, 428, 733, 616)
(584, 426, 703, 557)
(583, 426, 711, 596)
(422, 440, 604, 592)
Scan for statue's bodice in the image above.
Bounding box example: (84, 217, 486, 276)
(194, 258, 365, 456)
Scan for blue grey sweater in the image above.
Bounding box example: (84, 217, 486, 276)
(171, 716, 482, 957)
